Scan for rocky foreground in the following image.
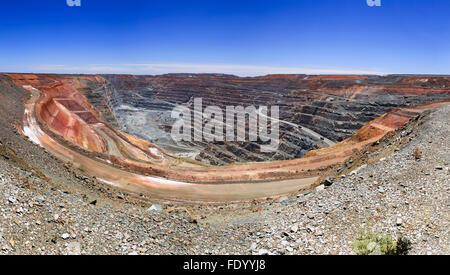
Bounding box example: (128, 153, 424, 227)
(0, 105, 449, 255)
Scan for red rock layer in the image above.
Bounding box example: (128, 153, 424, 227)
(39, 96, 105, 152)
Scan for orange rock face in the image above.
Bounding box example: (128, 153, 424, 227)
(39, 96, 105, 152)
(8, 74, 106, 153)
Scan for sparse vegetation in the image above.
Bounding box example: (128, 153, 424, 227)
(352, 228, 412, 255)
(394, 236, 413, 255)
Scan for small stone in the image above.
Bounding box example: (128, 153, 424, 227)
(315, 185, 325, 192)
(290, 225, 298, 233)
(35, 195, 45, 203)
(350, 165, 365, 175)
(323, 177, 333, 187)
(306, 225, 315, 233)
(282, 232, 292, 239)
(307, 213, 315, 219)
(278, 197, 288, 203)
(147, 204, 163, 211)
(61, 233, 70, 240)
(396, 218, 403, 226)
(257, 249, 270, 255)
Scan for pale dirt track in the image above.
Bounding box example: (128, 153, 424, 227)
(23, 86, 317, 203)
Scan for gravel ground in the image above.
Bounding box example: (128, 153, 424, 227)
(0, 105, 448, 255)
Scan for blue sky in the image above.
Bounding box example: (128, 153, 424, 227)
(0, 0, 449, 76)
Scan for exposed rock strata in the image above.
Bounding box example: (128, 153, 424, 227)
(1, 73, 449, 201)
(96, 74, 450, 165)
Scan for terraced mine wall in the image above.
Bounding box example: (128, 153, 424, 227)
(89, 74, 450, 165)
(2, 73, 449, 190)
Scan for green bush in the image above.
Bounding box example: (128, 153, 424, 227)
(352, 228, 411, 255)
(394, 236, 412, 255)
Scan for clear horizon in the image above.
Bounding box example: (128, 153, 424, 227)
(1, 0, 449, 76)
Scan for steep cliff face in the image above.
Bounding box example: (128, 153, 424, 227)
(93, 74, 450, 165)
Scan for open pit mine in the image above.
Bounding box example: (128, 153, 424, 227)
(2, 73, 449, 202)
